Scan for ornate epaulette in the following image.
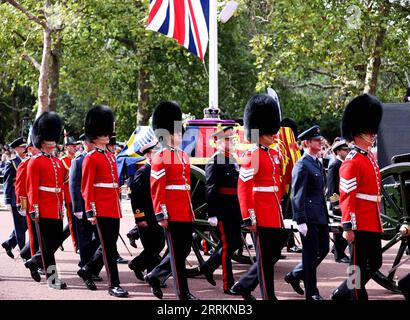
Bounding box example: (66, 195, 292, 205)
(32, 153, 42, 159)
(346, 150, 357, 160)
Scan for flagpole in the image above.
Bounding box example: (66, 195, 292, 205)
(209, 0, 218, 111)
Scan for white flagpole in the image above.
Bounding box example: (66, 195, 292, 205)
(209, 0, 218, 110)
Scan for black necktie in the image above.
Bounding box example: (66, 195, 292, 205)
(316, 159, 322, 169)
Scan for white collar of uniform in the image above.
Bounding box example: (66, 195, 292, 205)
(305, 151, 317, 161)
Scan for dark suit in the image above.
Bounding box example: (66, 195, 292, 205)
(201, 152, 243, 291)
(326, 158, 348, 261)
(2, 156, 27, 250)
(69, 151, 102, 272)
(290, 153, 329, 298)
(128, 163, 165, 273)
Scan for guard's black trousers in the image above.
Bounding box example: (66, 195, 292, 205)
(166, 221, 193, 299)
(290, 223, 329, 298)
(129, 223, 165, 273)
(333, 231, 382, 301)
(235, 227, 287, 300)
(93, 217, 121, 288)
(30, 218, 63, 279)
(254, 227, 287, 300)
(201, 219, 243, 291)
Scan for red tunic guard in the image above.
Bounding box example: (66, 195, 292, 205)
(340, 147, 383, 233)
(81, 147, 122, 219)
(238, 144, 284, 228)
(27, 152, 65, 219)
(150, 146, 193, 222)
(15, 157, 37, 256)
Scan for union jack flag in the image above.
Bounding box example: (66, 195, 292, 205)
(146, 0, 209, 60)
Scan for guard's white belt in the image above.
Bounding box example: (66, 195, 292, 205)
(39, 186, 61, 193)
(94, 183, 118, 188)
(356, 193, 380, 202)
(165, 184, 191, 191)
(253, 186, 279, 192)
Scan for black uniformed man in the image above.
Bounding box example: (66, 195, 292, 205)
(284, 125, 329, 300)
(128, 140, 166, 281)
(199, 126, 243, 294)
(1, 137, 28, 258)
(327, 139, 350, 263)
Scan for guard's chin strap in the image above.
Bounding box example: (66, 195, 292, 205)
(359, 133, 375, 145)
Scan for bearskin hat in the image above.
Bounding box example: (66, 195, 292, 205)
(32, 112, 62, 148)
(280, 117, 298, 137)
(84, 105, 114, 141)
(152, 101, 183, 140)
(244, 94, 281, 141)
(341, 94, 383, 141)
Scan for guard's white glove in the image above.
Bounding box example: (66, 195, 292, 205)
(208, 217, 218, 227)
(296, 223, 308, 237)
(73, 211, 83, 219)
(18, 207, 26, 216)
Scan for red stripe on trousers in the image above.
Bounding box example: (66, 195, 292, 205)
(218, 221, 229, 290)
(26, 209, 35, 256)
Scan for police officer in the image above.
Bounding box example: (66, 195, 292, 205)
(60, 134, 79, 251)
(231, 94, 286, 301)
(327, 139, 350, 263)
(331, 94, 384, 301)
(128, 140, 166, 281)
(150, 100, 197, 300)
(199, 126, 243, 294)
(24, 112, 66, 289)
(70, 133, 103, 290)
(81, 105, 128, 297)
(284, 125, 329, 300)
(15, 138, 41, 261)
(1, 137, 28, 258)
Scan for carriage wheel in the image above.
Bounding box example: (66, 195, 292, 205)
(371, 163, 410, 293)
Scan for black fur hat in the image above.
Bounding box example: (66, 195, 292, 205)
(244, 94, 281, 141)
(84, 105, 114, 141)
(280, 117, 298, 137)
(152, 101, 183, 139)
(32, 112, 62, 148)
(341, 94, 383, 141)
